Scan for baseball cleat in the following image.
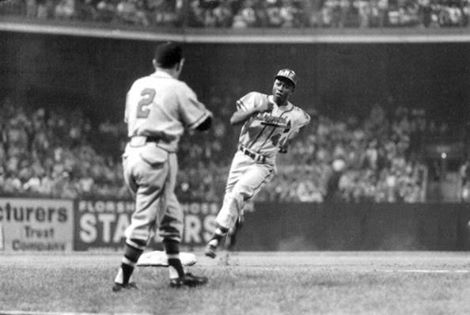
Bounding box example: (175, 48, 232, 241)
(169, 273, 208, 288)
(112, 282, 138, 292)
(204, 243, 217, 259)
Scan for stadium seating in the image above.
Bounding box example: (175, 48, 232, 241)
(0, 91, 450, 203)
(1, 0, 469, 29)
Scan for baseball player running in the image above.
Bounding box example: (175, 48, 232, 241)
(113, 42, 212, 291)
(205, 69, 311, 258)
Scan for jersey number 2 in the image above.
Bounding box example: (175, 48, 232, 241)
(137, 88, 156, 118)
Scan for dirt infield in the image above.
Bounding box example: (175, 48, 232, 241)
(0, 251, 469, 314)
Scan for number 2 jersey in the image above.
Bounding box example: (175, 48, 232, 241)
(124, 70, 212, 152)
(237, 91, 311, 161)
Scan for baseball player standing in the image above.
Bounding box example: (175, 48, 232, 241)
(113, 42, 212, 291)
(205, 69, 311, 258)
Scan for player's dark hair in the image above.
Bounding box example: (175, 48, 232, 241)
(154, 42, 183, 68)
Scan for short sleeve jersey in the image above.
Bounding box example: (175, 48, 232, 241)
(236, 91, 310, 159)
(125, 70, 211, 152)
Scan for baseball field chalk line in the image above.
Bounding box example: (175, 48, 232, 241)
(383, 269, 470, 274)
(1, 312, 152, 315)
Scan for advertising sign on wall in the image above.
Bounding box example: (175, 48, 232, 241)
(180, 202, 219, 246)
(74, 200, 135, 251)
(0, 198, 74, 251)
(74, 200, 237, 251)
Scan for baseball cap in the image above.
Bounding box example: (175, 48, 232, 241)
(275, 69, 297, 88)
(154, 42, 183, 68)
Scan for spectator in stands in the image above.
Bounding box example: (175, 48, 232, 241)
(278, 0, 301, 27)
(212, 1, 234, 26)
(25, 0, 38, 18)
(116, 0, 149, 26)
(459, 157, 470, 202)
(356, 0, 371, 27)
(418, 0, 432, 27)
(186, 0, 206, 26)
(76, 0, 99, 21)
(377, 0, 389, 26)
(264, 1, 283, 27)
(96, 0, 117, 22)
(324, 157, 346, 202)
(36, 0, 55, 19)
(232, 0, 258, 27)
(150, 0, 181, 26)
(55, 0, 76, 19)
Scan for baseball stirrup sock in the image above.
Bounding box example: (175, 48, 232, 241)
(164, 240, 185, 279)
(167, 256, 185, 279)
(115, 243, 143, 284)
(209, 227, 229, 247)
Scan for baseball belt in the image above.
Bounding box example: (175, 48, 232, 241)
(239, 145, 266, 163)
(129, 136, 162, 147)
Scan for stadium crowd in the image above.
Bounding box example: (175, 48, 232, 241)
(1, 0, 469, 28)
(259, 104, 431, 203)
(0, 91, 453, 203)
(0, 97, 129, 199)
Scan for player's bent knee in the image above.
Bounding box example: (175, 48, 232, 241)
(231, 187, 252, 201)
(241, 192, 253, 202)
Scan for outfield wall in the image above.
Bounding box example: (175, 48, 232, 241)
(73, 199, 220, 251)
(1, 197, 470, 251)
(237, 203, 470, 251)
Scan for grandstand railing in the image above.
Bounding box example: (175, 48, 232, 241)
(1, 0, 470, 42)
(2, 16, 470, 42)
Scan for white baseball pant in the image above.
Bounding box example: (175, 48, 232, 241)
(215, 150, 275, 229)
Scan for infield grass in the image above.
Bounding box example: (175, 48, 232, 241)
(0, 252, 469, 315)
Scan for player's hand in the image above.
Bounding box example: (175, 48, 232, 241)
(258, 101, 274, 113)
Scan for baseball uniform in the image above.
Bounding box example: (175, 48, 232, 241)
(205, 69, 311, 258)
(123, 70, 212, 247)
(215, 92, 311, 229)
(113, 42, 211, 291)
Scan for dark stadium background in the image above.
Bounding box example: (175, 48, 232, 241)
(2, 33, 468, 124)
